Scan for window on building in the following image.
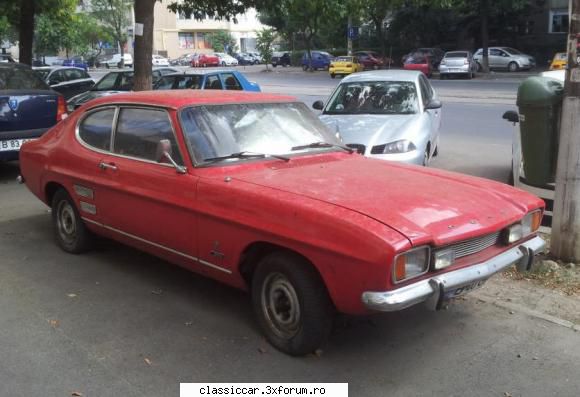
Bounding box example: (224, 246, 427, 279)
(179, 32, 194, 49)
(550, 9, 569, 33)
(196, 32, 212, 49)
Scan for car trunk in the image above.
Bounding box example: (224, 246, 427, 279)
(0, 89, 58, 132)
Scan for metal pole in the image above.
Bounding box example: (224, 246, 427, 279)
(347, 16, 352, 56)
(551, 0, 580, 262)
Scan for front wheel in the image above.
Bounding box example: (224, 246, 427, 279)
(52, 189, 92, 254)
(252, 252, 334, 356)
(508, 62, 519, 72)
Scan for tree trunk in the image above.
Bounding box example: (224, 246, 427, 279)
(480, 0, 490, 73)
(18, 0, 35, 66)
(375, 19, 385, 58)
(133, 0, 156, 91)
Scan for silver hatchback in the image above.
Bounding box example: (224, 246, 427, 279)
(473, 47, 535, 72)
(438, 51, 477, 79)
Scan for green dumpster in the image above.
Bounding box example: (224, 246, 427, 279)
(516, 76, 563, 186)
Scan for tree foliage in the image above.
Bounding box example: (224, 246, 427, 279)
(91, 0, 132, 63)
(207, 30, 237, 53)
(256, 28, 275, 70)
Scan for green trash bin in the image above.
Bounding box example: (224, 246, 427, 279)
(516, 76, 564, 187)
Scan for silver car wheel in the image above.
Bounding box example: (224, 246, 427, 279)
(56, 200, 77, 245)
(261, 272, 301, 340)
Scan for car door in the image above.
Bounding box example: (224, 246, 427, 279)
(488, 48, 503, 68)
(419, 75, 440, 154)
(95, 106, 199, 258)
(220, 72, 242, 90)
(204, 74, 223, 90)
(61, 68, 94, 99)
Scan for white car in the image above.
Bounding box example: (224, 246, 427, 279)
(214, 52, 239, 66)
(98, 53, 133, 68)
(152, 54, 170, 66)
(314, 70, 442, 166)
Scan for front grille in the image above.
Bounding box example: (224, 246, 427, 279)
(346, 143, 366, 154)
(445, 231, 501, 259)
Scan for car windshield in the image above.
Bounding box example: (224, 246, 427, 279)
(445, 52, 468, 58)
(35, 69, 52, 79)
(179, 102, 341, 163)
(335, 56, 354, 62)
(154, 75, 203, 90)
(0, 67, 49, 90)
(324, 81, 419, 115)
(93, 72, 132, 91)
(405, 54, 427, 64)
(504, 47, 522, 55)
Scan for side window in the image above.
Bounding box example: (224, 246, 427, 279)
(418, 77, 429, 106)
(49, 70, 65, 84)
(221, 73, 242, 90)
(114, 108, 183, 165)
(204, 75, 223, 90)
(489, 49, 501, 57)
(64, 68, 83, 80)
(78, 108, 115, 151)
(117, 73, 134, 90)
(81, 70, 91, 79)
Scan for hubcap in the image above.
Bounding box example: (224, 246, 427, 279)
(56, 200, 77, 245)
(261, 273, 301, 339)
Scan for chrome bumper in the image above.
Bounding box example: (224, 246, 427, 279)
(362, 236, 546, 312)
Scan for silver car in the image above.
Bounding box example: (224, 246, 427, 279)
(439, 51, 477, 79)
(314, 70, 442, 166)
(473, 47, 535, 72)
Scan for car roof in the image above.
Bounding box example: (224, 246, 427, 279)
(0, 62, 32, 70)
(33, 66, 85, 71)
(341, 70, 421, 83)
(86, 90, 296, 110)
(166, 68, 239, 75)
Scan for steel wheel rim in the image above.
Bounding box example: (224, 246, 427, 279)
(261, 272, 301, 339)
(56, 200, 77, 245)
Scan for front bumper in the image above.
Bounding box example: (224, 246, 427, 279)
(362, 235, 545, 312)
(439, 65, 470, 74)
(368, 150, 424, 165)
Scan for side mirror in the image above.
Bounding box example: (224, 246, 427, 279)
(425, 99, 442, 110)
(156, 139, 186, 174)
(502, 110, 519, 124)
(312, 100, 324, 110)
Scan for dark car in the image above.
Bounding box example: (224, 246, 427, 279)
(33, 66, 95, 99)
(234, 53, 254, 66)
(0, 63, 67, 161)
(67, 67, 178, 111)
(62, 57, 89, 71)
(301, 51, 333, 71)
(154, 70, 261, 92)
(272, 52, 291, 67)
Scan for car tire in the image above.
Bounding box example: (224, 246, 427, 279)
(440, 74, 446, 80)
(423, 148, 430, 166)
(105, 63, 109, 69)
(330, 73, 335, 79)
(508, 62, 519, 72)
(302, 64, 308, 71)
(252, 252, 334, 356)
(52, 189, 92, 254)
(466, 72, 472, 80)
(476, 62, 482, 72)
(433, 145, 439, 157)
(221, 61, 226, 66)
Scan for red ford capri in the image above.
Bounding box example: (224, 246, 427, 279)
(19, 90, 545, 355)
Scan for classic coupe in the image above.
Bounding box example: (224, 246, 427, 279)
(315, 70, 441, 166)
(19, 90, 545, 355)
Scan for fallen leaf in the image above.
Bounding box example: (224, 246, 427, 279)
(258, 347, 267, 354)
(49, 319, 59, 328)
(185, 321, 193, 326)
(504, 393, 512, 397)
(71, 392, 83, 396)
(151, 289, 163, 295)
(314, 349, 323, 357)
(67, 293, 77, 298)
(144, 358, 152, 366)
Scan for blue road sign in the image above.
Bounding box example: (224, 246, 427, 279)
(348, 27, 359, 40)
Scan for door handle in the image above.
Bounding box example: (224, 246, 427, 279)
(99, 161, 117, 171)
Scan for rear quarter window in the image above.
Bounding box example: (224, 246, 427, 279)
(78, 108, 115, 151)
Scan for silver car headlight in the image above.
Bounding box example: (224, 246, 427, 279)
(382, 139, 416, 154)
(505, 210, 542, 244)
(393, 246, 430, 283)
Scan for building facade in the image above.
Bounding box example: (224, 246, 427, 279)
(153, 0, 265, 58)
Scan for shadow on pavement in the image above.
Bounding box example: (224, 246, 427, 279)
(0, 161, 20, 184)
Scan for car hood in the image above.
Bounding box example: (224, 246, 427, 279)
(230, 155, 539, 246)
(319, 114, 419, 148)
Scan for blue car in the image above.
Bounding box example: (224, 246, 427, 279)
(0, 63, 67, 161)
(301, 51, 333, 71)
(62, 57, 89, 71)
(153, 69, 261, 92)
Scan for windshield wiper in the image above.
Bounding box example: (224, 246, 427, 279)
(291, 141, 355, 153)
(203, 151, 290, 164)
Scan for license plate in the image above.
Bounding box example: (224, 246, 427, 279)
(443, 279, 487, 300)
(0, 138, 34, 152)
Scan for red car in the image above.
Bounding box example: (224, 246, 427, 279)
(18, 90, 545, 355)
(354, 51, 393, 69)
(194, 53, 219, 67)
(404, 53, 432, 77)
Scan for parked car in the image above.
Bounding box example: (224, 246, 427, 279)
(33, 66, 95, 99)
(152, 54, 170, 67)
(214, 52, 239, 66)
(0, 63, 67, 161)
(63, 56, 89, 71)
(402, 48, 445, 68)
(67, 67, 178, 110)
(18, 89, 545, 355)
(328, 56, 364, 78)
(234, 53, 255, 66)
(154, 69, 260, 92)
(97, 53, 133, 68)
(473, 47, 535, 72)
(438, 51, 477, 79)
(302, 51, 333, 71)
(354, 51, 390, 69)
(247, 52, 263, 64)
(271, 52, 291, 67)
(194, 53, 219, 67)
(314, 70, 441, 166)
(403, 53, 432, 77)
(0, 54, 15, 63)
(549, 52, 567, 70)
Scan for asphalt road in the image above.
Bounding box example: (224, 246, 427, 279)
(2, 68, 579, 397)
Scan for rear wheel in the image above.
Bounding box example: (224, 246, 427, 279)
(330, 73, 336, 79)
(302, 64, 308, 71)
(51, 189, 92, 254)
(252, 252, 334, 356)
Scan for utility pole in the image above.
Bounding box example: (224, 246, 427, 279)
(551, 0, 580, 262)
(347, 16, 353, 56)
